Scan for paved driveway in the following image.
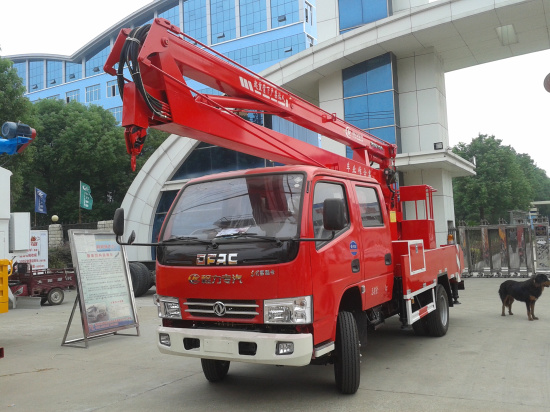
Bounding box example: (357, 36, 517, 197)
(1, 278, 550, 411)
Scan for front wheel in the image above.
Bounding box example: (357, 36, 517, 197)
(334, 311, 360, 394)
(201, 359, 230, 382)
(426, 285, 449, 337)
(47, 288, 64, 305)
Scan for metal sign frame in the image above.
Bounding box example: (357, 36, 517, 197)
(62, 229, 139, 348)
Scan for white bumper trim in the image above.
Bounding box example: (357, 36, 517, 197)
(157, 326, 313, 366)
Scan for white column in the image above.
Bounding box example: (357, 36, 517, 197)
(397, 48, 456, 245)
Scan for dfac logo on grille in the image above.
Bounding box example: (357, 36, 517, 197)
(213, 301, 226, 316)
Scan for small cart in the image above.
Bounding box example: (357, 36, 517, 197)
(8, 263, 76, 305)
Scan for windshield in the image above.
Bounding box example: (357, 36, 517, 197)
(161, 173, 305, 241)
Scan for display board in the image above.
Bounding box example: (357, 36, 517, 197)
(62, 230, 139, 347)
(14, 230, 48, 270)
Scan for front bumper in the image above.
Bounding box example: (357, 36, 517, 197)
(157, 326, 313, 366)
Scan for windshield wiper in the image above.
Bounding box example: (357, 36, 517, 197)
(163, 236, 216, 246)
(214, 232, 283, 247)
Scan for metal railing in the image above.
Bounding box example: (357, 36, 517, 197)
(458, 219, 549, 277)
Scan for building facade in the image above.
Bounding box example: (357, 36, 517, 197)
(13, 0, 549, 263)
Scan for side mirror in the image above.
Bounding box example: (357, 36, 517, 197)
(323, 198, 346, 231)
(113, 208, 125, 237)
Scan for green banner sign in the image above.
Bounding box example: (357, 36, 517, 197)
(80, 181, 93, 210)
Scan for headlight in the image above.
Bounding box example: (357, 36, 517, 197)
(264, 296, 312, 324)
(154, 294, 182, 319)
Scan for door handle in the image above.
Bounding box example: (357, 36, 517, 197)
(385, 253, 392, 265)
(351, 259, 360, 273)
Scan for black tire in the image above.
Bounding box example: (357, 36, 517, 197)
(426, 285, 449, 337)
(129, 262, 144, 297)
(133, 262, 152, 297)
(47, 288, 64, 305)
(201, 359, 230, 382)
(412, 317, 429, 336)
(334, 311, 360, 394)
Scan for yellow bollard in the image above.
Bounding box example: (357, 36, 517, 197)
(0, 259, 12, 314)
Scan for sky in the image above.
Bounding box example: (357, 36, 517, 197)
(1, 0, 550, 175)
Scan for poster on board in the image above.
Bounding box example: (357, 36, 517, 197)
(13, 230, 48, 270)
(63, 229, 139, 346)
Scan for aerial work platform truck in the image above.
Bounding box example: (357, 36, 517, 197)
(106, 18, 464, 394)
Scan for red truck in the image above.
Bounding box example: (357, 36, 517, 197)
(8, 263, 76, 305)
(107, 19, 465, 394)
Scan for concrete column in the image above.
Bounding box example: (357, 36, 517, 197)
(318, 71, 346, 156)
(317, 0, 339, 42)
(48, 224, 64, 249)
(396, 48, 456, 245)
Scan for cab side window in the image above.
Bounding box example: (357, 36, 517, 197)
(312, 182, 349, 244)
(355, 186, 383, 227)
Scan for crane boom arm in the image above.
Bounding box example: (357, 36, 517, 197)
(104, 18, 397, 179)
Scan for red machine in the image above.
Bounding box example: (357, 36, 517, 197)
(8, 263, 76, 305)
(107, 18, 464, 394)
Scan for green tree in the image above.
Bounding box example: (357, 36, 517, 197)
(0, 57, 33, 207)
(452, 134, 548, 224)
(6, 99, 166, 224)
(0, 57, 32, 123)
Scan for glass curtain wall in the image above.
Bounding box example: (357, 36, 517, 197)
(339, 0, 389, 32)
(342, 53, 400, 153)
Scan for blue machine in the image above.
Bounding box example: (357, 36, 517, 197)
(0, 122, 36, 155)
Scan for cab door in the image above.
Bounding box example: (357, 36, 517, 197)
(353, 184, 394, 309)
(309, 179, 358, 344)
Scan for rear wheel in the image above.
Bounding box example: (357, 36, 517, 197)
(201, 359, 230, 382)
(334, 311, 360, 394)
(47, 288, 64, 305)
(426, 285, 449, 337)
(129, 262, 149, 297)
(133, 262, 152, 297)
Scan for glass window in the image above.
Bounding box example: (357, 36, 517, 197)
(46, 61, 62, 87)
(66, 90, 80, 103)
(211, 0, 236, 44)
(344, 95, 369, 130)
(13, 62, 27, 91)
(312, 182, 349, 246)
(29, 61, 44, 91)
(162, 174, 304, 240)
(355, 186, 383, 227)
(107, 80, 119, 98)
(343, 61, 367, 98)
(305, 1, 313, 25)
(85, 44, 110, 77)
(109, 106, 122, 123)
(366, 54, 392, 93)
(339, 0, 389, 32)
(86, 84, 100, 102)
(368, 126, 396, 144)
(66, 62, 82, 82)
(184, 0, 207, 44)
(342, 53, 398, 148)
(158, 4, 180, 26)
(224, 34, 306, 68)
(240, 0, 267, 36)
(367, 91, 394, 128)
(271, 0, 299, 28)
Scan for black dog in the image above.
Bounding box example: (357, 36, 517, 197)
(499, 274, 550, 320)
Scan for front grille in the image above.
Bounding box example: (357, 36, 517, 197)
(184, 298, 259, 320)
